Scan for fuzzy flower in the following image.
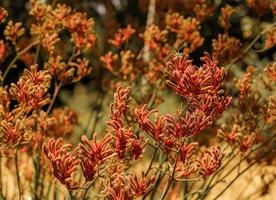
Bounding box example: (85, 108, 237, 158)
(264, 28, 276, 49)
(105, 172, 155, 199)
(143, 25, 168, 50)
(236, 70, 253, 100)
(41, 33, 59, 54)
(9, 65, 51, 112)
(196, 146, 224, 179)
(218, 124, 241, 145)
(44, 138, 80, 189)
(166, 53, 231, 121)
(69, 57, 91, 82)
(108, 86, 131, 129)
(218, 5, 234, 31)
(108, 25, 135, 47)
(264, 61, 276, 82)
(4, 20, 25, 44)
(0, 119, 32, 148)
(0, 7, 7, 23)
(212, 34, 241, 62)
(128, 172, 155, 197)
(165, 13, 204, 53)
(64, 12, 96, 49)
(47, 108, 78, 138)
(100, 51, 119, 73)
(238, 133, 256, 152)
(267, 96, 276, 123)
(29, 1, 52, 21)
(78, 134, 113, 181)
(0, 40, 8, 62)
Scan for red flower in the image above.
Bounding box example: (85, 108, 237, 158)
(44, 138, 79, 189)
(108, 25, 135, 47)
(196, 146, 224, 179)
(78, 134, 113, 181)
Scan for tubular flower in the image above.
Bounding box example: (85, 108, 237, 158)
(196, 146, 224, 179)
(9, 65, 51, 112)
(64, 12, 96, 49)
(4, 20, 25, 44)
(218, 124, 241, 145)
(236, 70, 253, 100)
(175, 142, 198, 179)
(0, 40, 8, 62)
(112, 127, 145, 159)
(165, 12, 204, 53)
(108, 86, 131, 129)
(108, 25, 136, 47)
(44, 138, 80, 189)
(69, 57, 91, 82)
(108, 86, 145, 160)
(218, 5, 234, 31)
(100, 51, 119, 73)
(264, 61, 276, 82)
(128, 173, 155, 197)
(178, 142, 198, 163)
(212, 34, 241, 62)
(166, 52, 232, 120)
(105, 173, 154, 199)
(0, 7, 7, 23)
(47, 108, 78, 138)
(134, 105, 159, 137)
(78, 134, 113, 181)
(143, 25, 168, 50)
(0, 119, 32, 148)
(238, 132, 256, 152)
(264, 28, 276, 49)
(41, 33, 59, 54)
(267, 96, 276, 123)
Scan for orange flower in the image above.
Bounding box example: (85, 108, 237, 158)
(44, 138, 80, 189)
(108, 25, 135, 47)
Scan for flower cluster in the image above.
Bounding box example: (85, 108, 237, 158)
(47, 108, 78, 138)
(44, 138, 79, 189)
(108, 86, 146, 160)
(212, 34, 241, 63)
(165, 12, 203, 53)
(218, 123, 257, 152)
(1, 0, 276, 199)
(108, 25, 135, 47)
(166, 53, 232, 121)
(4, 20, 25, 45)
(78, 134, 113, 181)
(105, 172, 155, 199)
(196, 146, 224, 178)
(9, 64, 51, 112)
(219, 4, 234, 31)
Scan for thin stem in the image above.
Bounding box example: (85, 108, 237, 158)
(1, 40, 38, 86)
(226, 22, 276, 71)
(34, 81, 62, 199)
(46, 81, 62, 115)
(160, 140, 185, 200)
(145, 143, 161, 176)
(34, 44, 41, 64)
(212, 146, 274, 200)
